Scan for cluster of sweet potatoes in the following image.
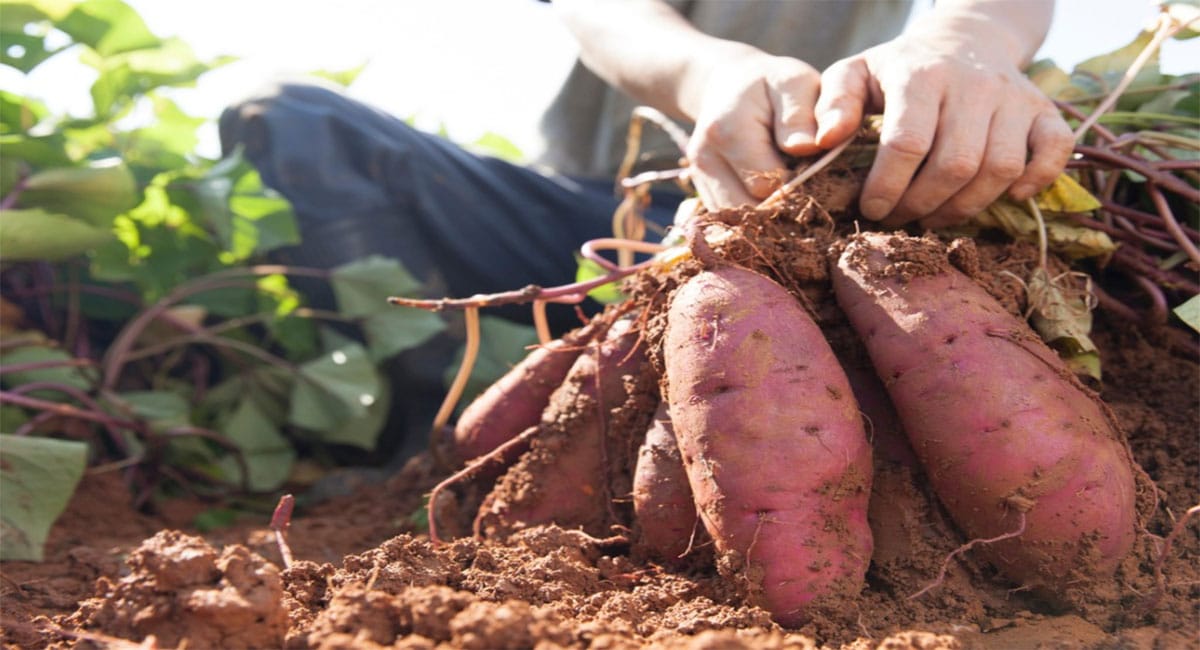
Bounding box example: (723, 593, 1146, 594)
(437, 216, 1144, 627)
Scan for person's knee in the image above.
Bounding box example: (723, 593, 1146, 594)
(218, 81, 355, 159)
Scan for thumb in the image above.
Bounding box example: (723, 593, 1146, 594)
(814, 58, 870, 147)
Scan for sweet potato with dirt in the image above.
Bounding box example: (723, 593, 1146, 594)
(454, 323, 600, 463)
(663, 265, 873, 626)
(632, 403, 698, 565)
(475, 319, 651, 538)
(831, 232, 1138, 596)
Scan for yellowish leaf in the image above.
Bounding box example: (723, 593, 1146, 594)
(1027, 269, 1101, 382)
(972, 198, 1116, 260)
(1034, 174, 1102, 213)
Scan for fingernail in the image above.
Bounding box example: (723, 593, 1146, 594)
(784, 131, 815, 150)
(815, 109, 844, 142)
(861, 198, 891, 220)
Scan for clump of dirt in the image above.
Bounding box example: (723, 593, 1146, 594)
(2, 174, 1197, 649)
(62, 530, 288, 649)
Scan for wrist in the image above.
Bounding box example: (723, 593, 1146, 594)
(908, 1, 1052, 68)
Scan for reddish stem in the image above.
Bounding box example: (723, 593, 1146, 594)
(1133, 274, 1170, 325)
(5, 381, 128, 453)
(0, 357, 98, 376)
(1146, 183, 1200, 267)
(1111, 247, 1200, 295)
(1101, 199, 1200, 241)
(1112, 216, 1180, 251)
(271, 494, 296, 569)
(0, 390, 133, 430)
(1075, 145, 1200, 203)
(390, 253, 660, 312)
(427, 425, 542, 545)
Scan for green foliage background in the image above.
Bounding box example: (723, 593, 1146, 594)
(0, 0, 530, 560)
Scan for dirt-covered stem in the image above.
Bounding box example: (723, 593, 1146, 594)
(389, 256, 661, 311)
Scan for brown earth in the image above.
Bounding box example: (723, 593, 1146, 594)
(1, 179, 1198, 650)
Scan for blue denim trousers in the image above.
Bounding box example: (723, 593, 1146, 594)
(219, 83, 682, 332)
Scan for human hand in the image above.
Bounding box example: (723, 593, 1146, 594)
(684, 50, 824, 209)
(813, 24, 1073, 229)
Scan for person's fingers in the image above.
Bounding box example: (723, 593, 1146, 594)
(885, 87, 995, 226)
(688, 144, 759, 208)
(814, 58, 872, 148)
(770, 67, 821, 157)
(694, 110, 791, 202)
(919, 105, 1031, 229)
(860, 75, 939, 222)
(1009, 109, 1075, 201)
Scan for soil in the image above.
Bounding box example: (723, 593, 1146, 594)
(2, 178, 1198, 650)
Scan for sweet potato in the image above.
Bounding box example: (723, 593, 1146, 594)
(831, 232, 1138, 594)
(632, 403, 698, 565)
(475, 319, 650, 537)
(454, 322, 599, 463)
(664, 266, 873, 626)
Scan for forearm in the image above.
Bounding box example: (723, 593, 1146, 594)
(915, 0, 1054, 67)
(551, 0, 760, 121)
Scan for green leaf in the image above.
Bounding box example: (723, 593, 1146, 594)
(308, 62, 367, 88)
(0, 1, 59, 31)
(574, 254, 626, 304)
(330, 256, 423, 317)
(118, 390, 191, 431)
(318, 375, 391, 451)
(0, 346, 93, 395)
(121, 96, 205, 168)
(1173, 294, 1200, 333)
(443, 315, 538, 409)
(0, 133, 72, 168)
(19, 159, 138, 226)
(289, 342, 380, 430)
(0, 406, 30, 434)
(83, 38, 228, 117)
(217, 398, 295, 491)
(1025, 59, 1088, 102)
(0, 434, 88, 561)
(0, 90, 50, 134)
(57, 0, 160, 56)
(362, 308, 446, 362)
(0, 31, 60, 73)
(1135, 89, 1192, 116)
(0, 208, 114, 260)
(1074, 29, 1164, 103)
(1167, 2, 1200, 40)
(192, 507, 239, 531)
(469, 132, 525, 163)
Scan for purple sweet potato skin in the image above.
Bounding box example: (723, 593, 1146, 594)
(632, 403, 697, 564)
(454, 323, 597, 463)
(475, 320, 647, 537)
(831, 232, 1137, 591)
(664, 266, 873, 626)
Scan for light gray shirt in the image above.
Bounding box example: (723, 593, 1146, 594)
(536, 0, 913, 179)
